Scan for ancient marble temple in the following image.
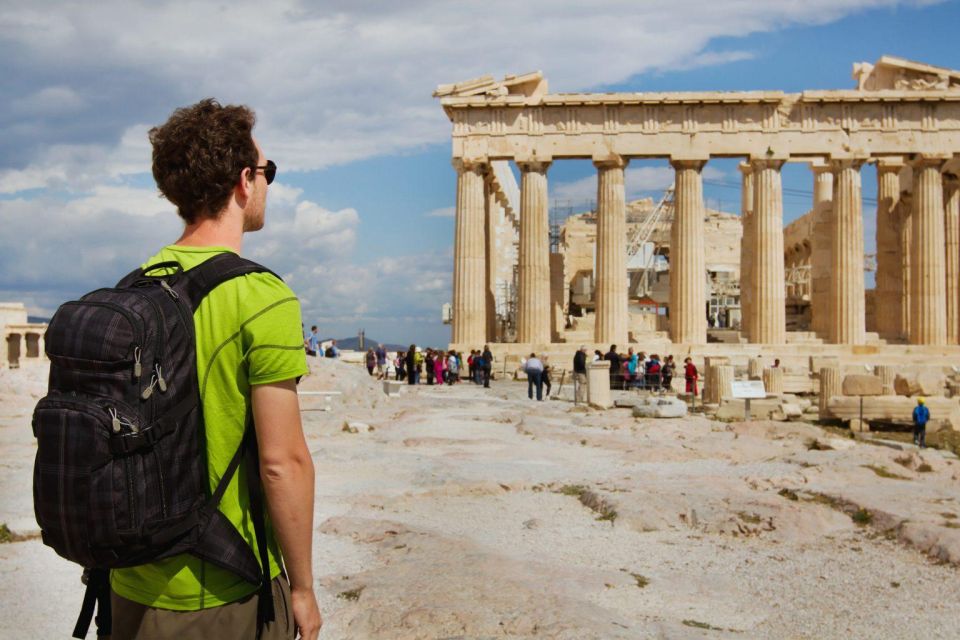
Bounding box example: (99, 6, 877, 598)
(434, 56, 960, 352)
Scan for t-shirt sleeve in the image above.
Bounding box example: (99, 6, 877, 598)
(240, 276, 309, 386)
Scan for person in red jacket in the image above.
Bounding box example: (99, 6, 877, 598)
(684, 357, 699, 395)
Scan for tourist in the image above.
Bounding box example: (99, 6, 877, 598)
(482, 344, 494, 388)
(572, 345, 588, 403)
(406, 345, 417, 385)
(773, 358, 781, 368)
(434, 350, 445, 385)
(605, 344, 621, 390)
(365, 348, 376, 376)
(325, 339, 339, 358)
(375, 343, 387, 378)
(593, 349, 603, 363)
(425, 350, 435, 385)
(447, 351, 459, 384)
(306, 325, 320, 357)
(662, 355, 676, 391)
(626, 348, 639, 389)
(542, 357, 553, 398)
(395, 351, 406, 381)
(473, 349, 485, 385)
(524, 352, 545, 401)
(109, 100, 321, 639)
(646, 354, 662, 391)
(684, 357, 699, 395)
(913, 397, 930, 448)
(467, 350, 476, 383)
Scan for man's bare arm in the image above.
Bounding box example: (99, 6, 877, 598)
(251, 379, 321, 637)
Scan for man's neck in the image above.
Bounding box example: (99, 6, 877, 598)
(175, 210, 244, 253)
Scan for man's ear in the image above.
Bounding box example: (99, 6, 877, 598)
(236, 166, 254, 202)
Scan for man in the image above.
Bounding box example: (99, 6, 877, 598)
(913, 397, 930, 448)
(109, 100, 321, 639)
(572, 345, 588, 404)
(482, 344, 494, 388)
(375, 343, 387, 379)
(524, 353, 545, 401)
(307, 325, 320, 357)
(604, 344, 621, 390)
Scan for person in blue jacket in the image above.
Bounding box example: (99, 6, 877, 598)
(912, 397, 930, 448)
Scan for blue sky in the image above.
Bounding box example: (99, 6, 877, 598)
(1, 0, 956, 346)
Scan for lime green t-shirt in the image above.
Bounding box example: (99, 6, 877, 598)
(111, 245, 309, 610)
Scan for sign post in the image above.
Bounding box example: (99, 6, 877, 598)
(730, 380, 767, 421)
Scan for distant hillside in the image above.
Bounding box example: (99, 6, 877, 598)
(329, 336, 407, 352)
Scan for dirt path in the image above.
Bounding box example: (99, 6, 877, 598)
(2, 361, 959, 638)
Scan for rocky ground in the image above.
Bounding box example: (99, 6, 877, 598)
(2, 358, 959, 639)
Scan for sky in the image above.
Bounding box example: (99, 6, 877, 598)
(2, 0, 957, 346)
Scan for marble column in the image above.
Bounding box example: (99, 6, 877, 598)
(828, 159, 866, 345)
(516, 161, 552, 344)
(670, 159, 707, 344)
(594, 156, 629, 346)
(809, 164, 834, 337)
(944, 174, 960, 344)
(875, 160, 903, 340)
(738, 163, 754, 340)
(898, 180, 913, 341)
(451, 159, 487, 346)
(484, 174, 501, 342)
(818, 366, 841, 417)
(909, 157, 947, 345)
(749, 159, 786, 344)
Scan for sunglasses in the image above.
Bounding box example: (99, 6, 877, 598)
(252, 159, 277, 185)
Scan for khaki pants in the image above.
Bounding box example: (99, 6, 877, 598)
(110, 576, 294, 640)
(574, 372, 588, 404)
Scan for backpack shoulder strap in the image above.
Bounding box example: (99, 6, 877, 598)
(178, 253, 282, 312)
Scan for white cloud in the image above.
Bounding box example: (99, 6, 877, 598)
(12, 86, 86, 115)
(1, 0, 938, 187)
(424, 206, 455, 218)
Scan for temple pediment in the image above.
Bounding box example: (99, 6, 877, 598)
(853, 55, 960, 91)
(434, 71, 547, 99)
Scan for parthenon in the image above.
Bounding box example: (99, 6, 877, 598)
(435, 56, 960, 359)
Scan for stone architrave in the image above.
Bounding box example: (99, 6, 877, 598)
(875, 159, 903, 340)
(944, 174, 960, 344)
(516, 161, 552, 344)
(809, 164, 834, 338)
(749, 159, 786, 344)
(909, 157, 948, 345)
(828, 159, 866, 345)
(738, 163, 754, 340)
(451, 159, 488, 345)
(670, 159, 708, 344)
(594, 156, 628, 345)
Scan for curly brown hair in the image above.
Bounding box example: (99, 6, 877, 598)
(149, 99, 258, 224)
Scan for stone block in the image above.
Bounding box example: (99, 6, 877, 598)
(894, 372, 945, 397)
(849, 418, 870, 432)
(382, 380, 403, 397)
(632, 396, 687, 419)
(842, 374, 883, 397)
(779, 403, 803, 419)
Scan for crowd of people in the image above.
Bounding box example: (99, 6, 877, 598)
(573, 344, 702, 397)
(387, 345, 495, 388)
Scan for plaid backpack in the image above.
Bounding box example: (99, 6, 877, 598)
(33, 253, 279, 638)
